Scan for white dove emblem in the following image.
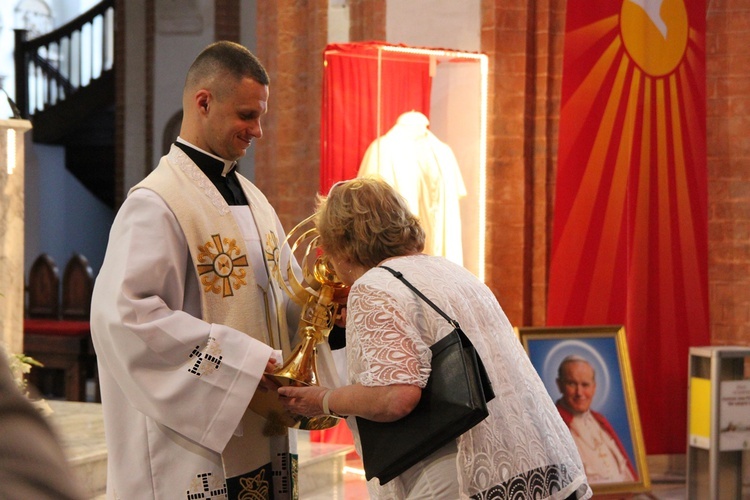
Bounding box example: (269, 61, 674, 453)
(629, 0, 668, 39)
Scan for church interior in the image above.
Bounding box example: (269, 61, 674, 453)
(1, 0, 749, 498)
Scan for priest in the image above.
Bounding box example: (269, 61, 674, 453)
(91, 41, 302, 499)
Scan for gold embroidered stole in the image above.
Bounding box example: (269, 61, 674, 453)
(131, 146, 293, 485)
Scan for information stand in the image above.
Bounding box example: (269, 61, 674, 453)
(688, 346, 750, 499)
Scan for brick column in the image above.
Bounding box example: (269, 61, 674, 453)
(348, 0, 385, 41)
(215, 0, 240, 42)
(707, 0, 750, 345)
(480, 0, 565, 326)
(116, 0, 154, 206)
(254, 1, 328, 231)
(531, 0, 566, 326)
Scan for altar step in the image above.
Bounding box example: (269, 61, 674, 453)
(46, 401, 360, 499)
(48, 401, 107, 497)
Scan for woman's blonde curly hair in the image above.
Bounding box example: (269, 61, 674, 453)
(315, 177, 425, 269)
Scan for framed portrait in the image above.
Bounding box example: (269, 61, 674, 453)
(515, 325, 651, 495)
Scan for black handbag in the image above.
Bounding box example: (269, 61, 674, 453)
(355, 265, 496, 485)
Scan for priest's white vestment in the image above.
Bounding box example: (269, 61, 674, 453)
(91, 146, 300, 499)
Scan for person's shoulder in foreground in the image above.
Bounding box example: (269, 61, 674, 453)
(0, 351, 85, 499)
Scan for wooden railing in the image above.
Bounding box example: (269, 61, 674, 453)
(14, 0, 115, 119)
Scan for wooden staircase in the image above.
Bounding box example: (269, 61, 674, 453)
(14, 0, 116, 208)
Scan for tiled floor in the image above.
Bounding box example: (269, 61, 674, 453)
(88, 454, 691, 499)
(92, 473, 687, 500)
(645, 483, 687, 500)
(303, 458, 690, 499)
(48, 401, 697, 499)
(597, 483, 686, 500)
(303, 459, 370, 500)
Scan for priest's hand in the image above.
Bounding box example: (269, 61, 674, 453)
(257, 357, 281, 393)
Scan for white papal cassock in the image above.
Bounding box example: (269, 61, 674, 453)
(91, 145, 300, 499)
(358, 111, 467, 266)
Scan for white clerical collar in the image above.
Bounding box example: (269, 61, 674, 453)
(176, 137, 236, 177)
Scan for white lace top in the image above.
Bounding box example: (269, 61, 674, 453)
(345, 254, 592, 499)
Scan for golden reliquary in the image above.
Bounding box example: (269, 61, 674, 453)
(249, 214, 348, 432)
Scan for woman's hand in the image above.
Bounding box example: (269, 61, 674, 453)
(277, 385, 329, 417)
(277, 383, 422, 422)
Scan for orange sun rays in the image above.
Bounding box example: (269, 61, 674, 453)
(550, 2, 707, 328)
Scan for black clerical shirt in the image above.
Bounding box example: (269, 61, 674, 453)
(174, 141, 248, 205)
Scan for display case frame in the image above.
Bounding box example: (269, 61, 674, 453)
(320, 42, 487, 279)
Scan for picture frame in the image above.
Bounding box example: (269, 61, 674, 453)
(515, 325, 651, 495)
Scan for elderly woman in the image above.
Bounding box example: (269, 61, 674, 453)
(278, 178, 591, 499)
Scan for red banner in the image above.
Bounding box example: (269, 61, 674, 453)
(548, 0, 708, 454)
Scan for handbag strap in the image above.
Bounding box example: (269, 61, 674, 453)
(379, 265, 460, 330)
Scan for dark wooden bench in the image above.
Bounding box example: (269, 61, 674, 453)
(24, 253, 97, 402)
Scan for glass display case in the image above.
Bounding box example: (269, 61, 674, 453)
(320, 42, 487, 279)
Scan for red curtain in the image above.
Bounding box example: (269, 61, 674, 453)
(548, 1, 708, 454)
(320, 42, 433, 194)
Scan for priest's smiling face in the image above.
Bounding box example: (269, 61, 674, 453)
(201, 75, 269, 161)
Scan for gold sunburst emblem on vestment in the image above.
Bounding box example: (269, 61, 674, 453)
(196, 234, 249, 297)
